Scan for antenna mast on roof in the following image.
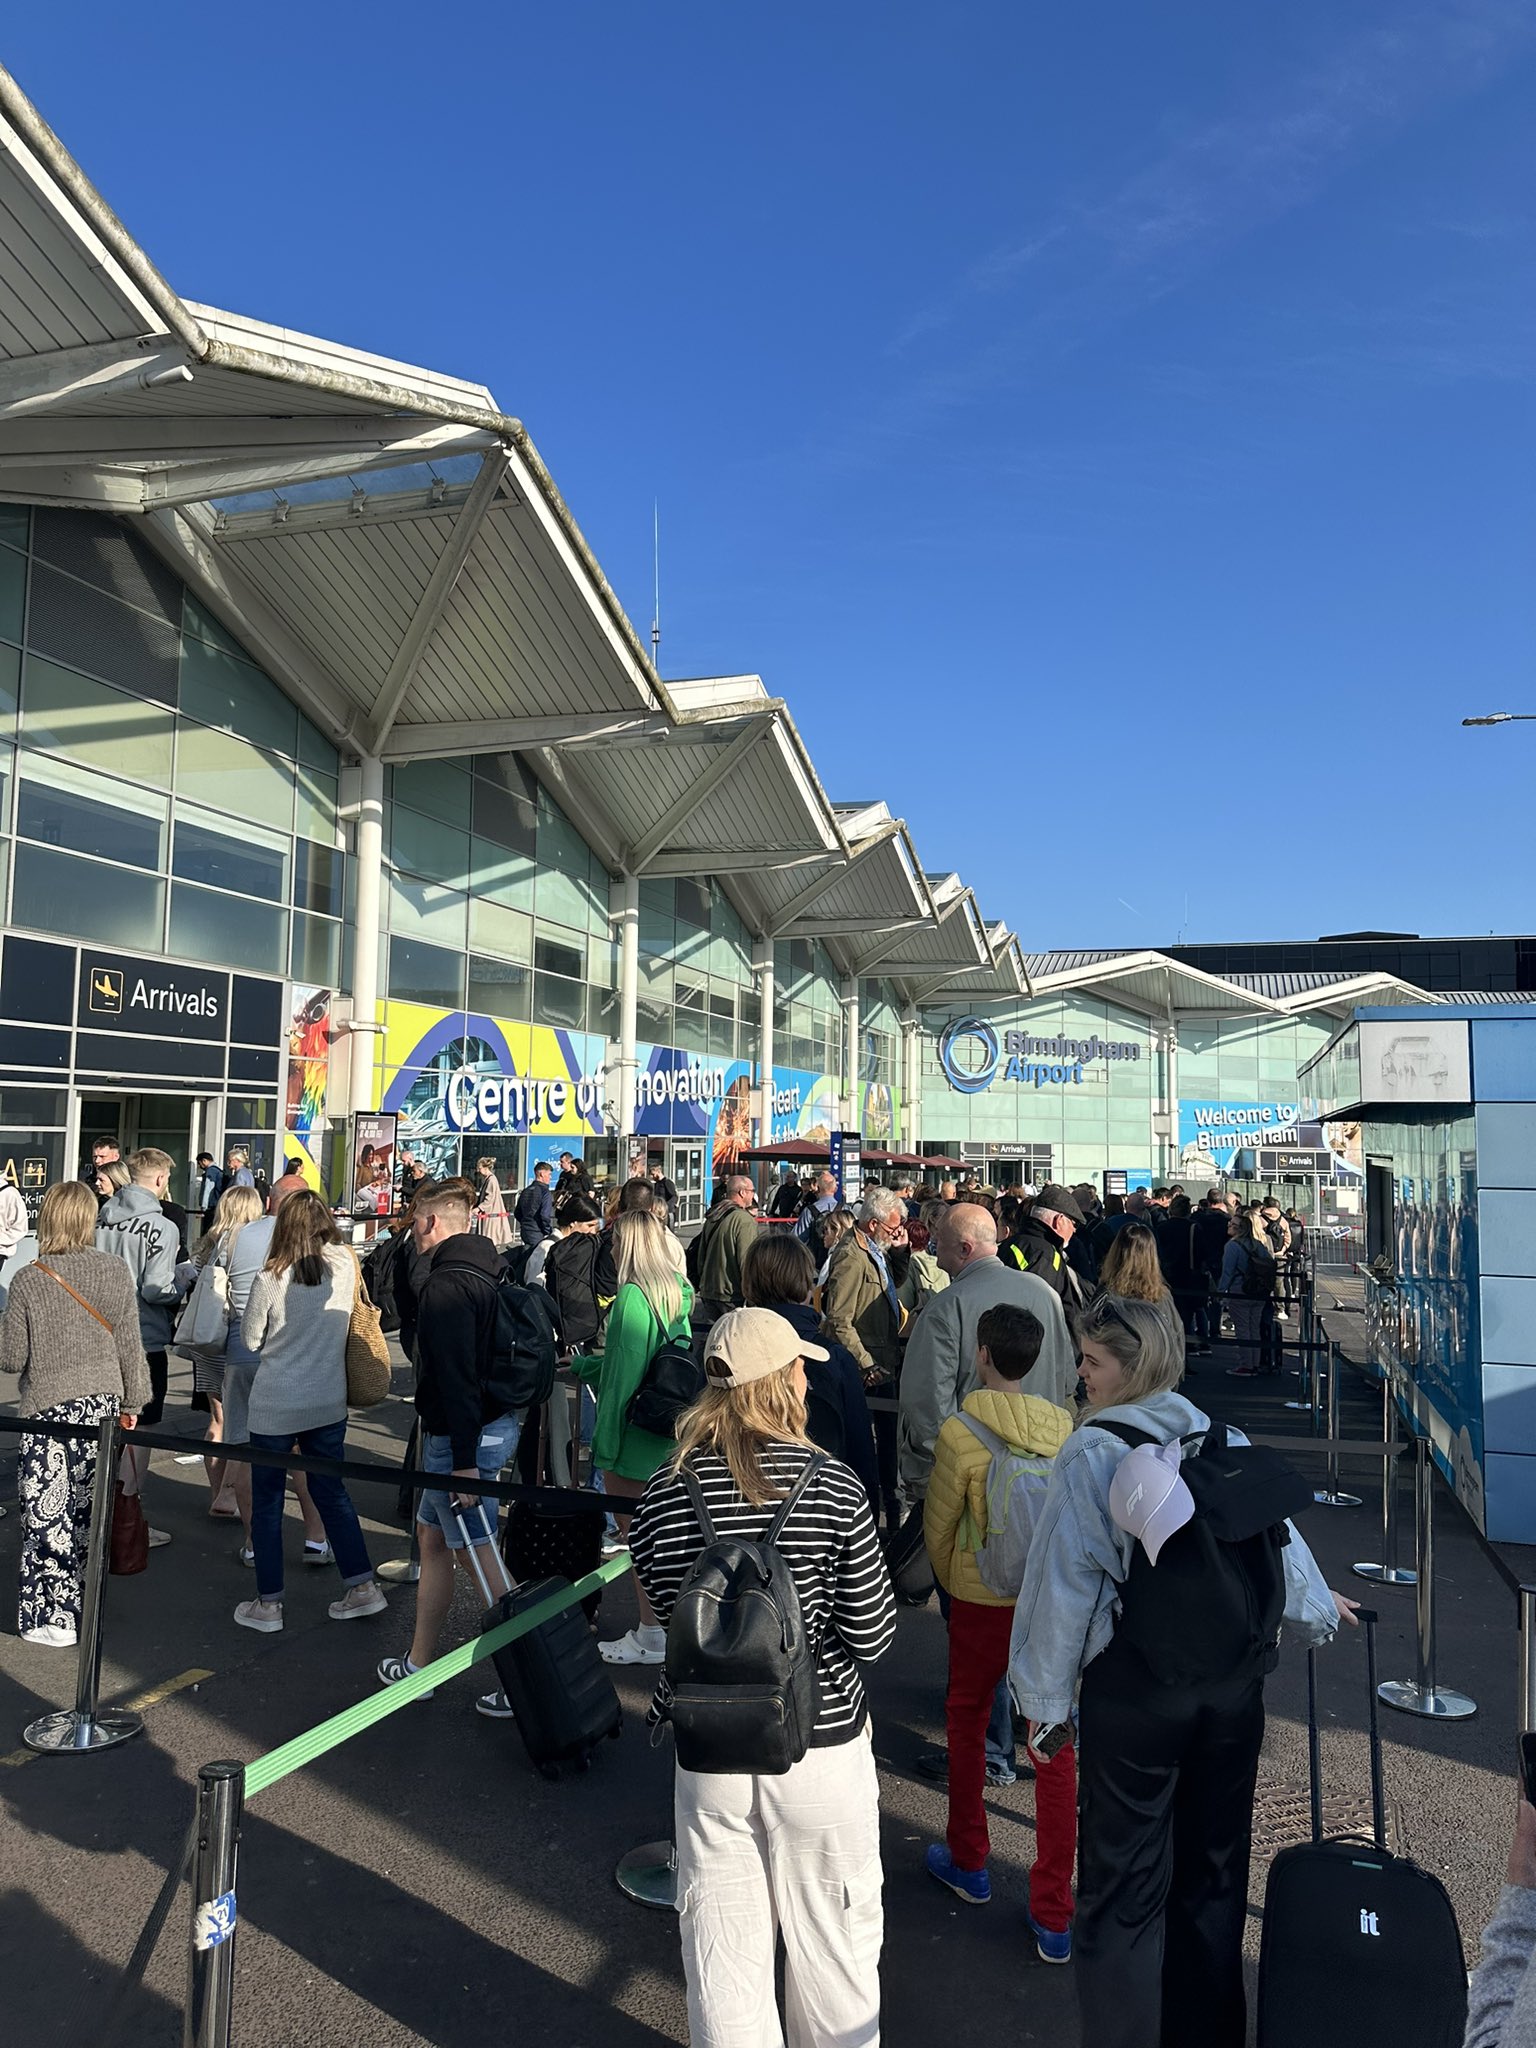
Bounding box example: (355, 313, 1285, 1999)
(650, 500, 661, 675)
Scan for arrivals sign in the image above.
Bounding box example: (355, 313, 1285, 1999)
(76, 950, 228, 1042)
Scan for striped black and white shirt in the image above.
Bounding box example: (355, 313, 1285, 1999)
(630, 1443, 897, 1748)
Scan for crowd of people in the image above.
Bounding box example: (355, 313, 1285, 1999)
(0, 1142, 1465, 2048)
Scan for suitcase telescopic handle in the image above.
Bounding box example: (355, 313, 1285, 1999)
(1359, 1607, 1386, 1850)
(1307, 1648, 1323, 1845)
(452, 1502, 515, 1603)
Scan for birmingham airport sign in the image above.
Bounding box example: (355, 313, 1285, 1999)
(939, 1018, 1143, 1096)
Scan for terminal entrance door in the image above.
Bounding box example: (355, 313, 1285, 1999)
(671, 1142, 705, 1227)
(76, 1092, 220, 1211)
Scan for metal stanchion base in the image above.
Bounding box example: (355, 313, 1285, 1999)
(1313, 1489, 1363, 1508)
(1352, 1561, 1418, 1585)
(22, 1707, 144, 1753)
(377, 1559, 421, 1583)
(1377, 1680, 1476, 1722)
(615, 1839, 677, 1909)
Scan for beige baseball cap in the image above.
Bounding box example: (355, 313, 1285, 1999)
(703, 1307, 828, 1389)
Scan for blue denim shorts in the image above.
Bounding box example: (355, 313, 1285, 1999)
(417, 1411, 524, 1549)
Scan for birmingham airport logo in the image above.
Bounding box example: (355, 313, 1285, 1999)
(938, 1016, 1000, 1095)
(88, 967, 124, 1015)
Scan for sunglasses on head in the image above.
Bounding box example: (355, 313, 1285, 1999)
(1090, 1295, 1142, 1344)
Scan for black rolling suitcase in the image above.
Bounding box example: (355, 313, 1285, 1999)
(1256, 1610, 1466, 2048)
(499, 1403, 607, 1620)
(457, 1507, 623, 1778)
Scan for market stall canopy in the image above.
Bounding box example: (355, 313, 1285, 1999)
(735, 1138, 832, 1163)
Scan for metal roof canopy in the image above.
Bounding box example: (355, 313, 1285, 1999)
(1020, 949, 1431, 1021)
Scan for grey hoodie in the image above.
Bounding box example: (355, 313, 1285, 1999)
(1469, 1883, 1536, 2048)
(96, 1183, 183, 1348)
(1009, 1389, 1338, 1725)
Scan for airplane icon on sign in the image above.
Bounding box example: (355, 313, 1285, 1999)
(88, 968, 124, 1014)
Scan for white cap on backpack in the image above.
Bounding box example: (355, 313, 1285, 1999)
(1109, 1441, 1196, 1567)
(703, 1307, 828, 1390)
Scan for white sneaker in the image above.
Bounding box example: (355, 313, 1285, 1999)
(21, 1623, 77, 1647)
(599, 1628, 665, 1666)
(377, 1654, 435, 1698)
(303, 1541, 334, 1567)
(147, 1528, 172, 1549)
(328, 1583, 387, 1621)
(234, 1599, 283, 1634)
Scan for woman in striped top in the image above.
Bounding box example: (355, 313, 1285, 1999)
(631, 1306, 896, 2048)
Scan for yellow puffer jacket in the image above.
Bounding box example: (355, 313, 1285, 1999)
(923, 1387, 1074, 1606)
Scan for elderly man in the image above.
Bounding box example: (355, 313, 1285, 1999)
(821, 1185, 907, 1529)
(1002, 1182, 1088, 1308)
(899, 1203, 1075, 1504)
(695, 1173, 759, 1322)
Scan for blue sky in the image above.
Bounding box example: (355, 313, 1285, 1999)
(8, 4, 1535, 950)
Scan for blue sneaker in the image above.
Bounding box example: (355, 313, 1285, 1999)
(925, 1843, 990, 1905)
(1027, 1910, 1072, 1964)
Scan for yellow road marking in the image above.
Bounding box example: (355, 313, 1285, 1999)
(0, 1665, 214, 1767)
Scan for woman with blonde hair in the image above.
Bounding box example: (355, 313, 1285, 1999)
(187, 1183, 264, 1519)
(1, 1180, 150, 1645)
(472, 1155, 512, 1248)
(1096, 1221, 1170, 1306)
(630, 1306, 896, 2047)
(1010, 1291, 1354, 2043)
(574, 1206, 694, 1665)
(234, 1191, 385, 1634)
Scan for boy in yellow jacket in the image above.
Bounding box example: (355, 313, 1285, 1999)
(923, 1302, 1078, 1959)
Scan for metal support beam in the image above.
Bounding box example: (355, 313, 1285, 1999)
(764, 822, 904, 934)
(786, 915, 933, 939)
(622, 718, 772, 872)
(0, 414, 490, 458)
(382, 711, 671, 762)
(640, 847, 831, 878)
(524, 746, 627, 874)
(140, 426, 499, 513)
(364, 452, 508, 752)
(0, 336, 187, 415)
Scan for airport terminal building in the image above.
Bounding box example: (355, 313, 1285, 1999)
(0, 76, 1525, 1228)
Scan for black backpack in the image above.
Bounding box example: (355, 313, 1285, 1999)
(361, 1233, 404, 1335)
(482, 1277, 560, 1417)
(1241, 1240, 1277, 1298)
(1096, 1419, 1312, 1688)
(626, 1331, 705, 1438)
(662, 1453, 827, 1774)
(544, 1232, 601, 1350)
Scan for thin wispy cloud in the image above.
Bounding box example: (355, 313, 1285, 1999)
(864, 1, 1536, 441)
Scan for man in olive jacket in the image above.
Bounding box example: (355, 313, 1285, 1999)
(694, 1174, 759, 1324)
(821, 1186, 907, 1527)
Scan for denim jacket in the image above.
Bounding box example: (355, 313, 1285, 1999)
(1008, 1389, 1338, 1725)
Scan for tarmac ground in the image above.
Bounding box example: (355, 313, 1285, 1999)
(0, 1269, 1526, 2046)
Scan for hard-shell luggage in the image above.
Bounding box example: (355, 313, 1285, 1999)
(500, 1405, 606, 1620)
(1256, 1609, 1466, 2048)
(456, 1507, 622, 1779)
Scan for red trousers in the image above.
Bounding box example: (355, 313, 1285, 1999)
(946, 1595, 1077, 1931)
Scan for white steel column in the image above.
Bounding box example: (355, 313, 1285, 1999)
(843, 975, 861, 1132)
(348, 753, 385, 1117)
(756, 936, 775, 1148)
(615, 872, 640, 1159)
(1164, 1006, 1180, 1182)
(901, 1004, 921, 1154)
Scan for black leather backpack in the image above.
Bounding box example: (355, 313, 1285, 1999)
(662, 1453, 827, 1774)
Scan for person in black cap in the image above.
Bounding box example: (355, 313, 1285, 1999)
(1001, 1183, 1088, 1307)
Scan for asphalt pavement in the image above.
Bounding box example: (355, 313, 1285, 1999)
(0, 1290, 1527, 2046)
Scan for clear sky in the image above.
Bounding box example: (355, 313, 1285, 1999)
(7, 5, 1535, 951)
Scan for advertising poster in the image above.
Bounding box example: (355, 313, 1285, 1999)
(284, 983, 331, 1191)
(1176, 1100, 1364, 1179)
(351, 1111, 397, 1217)
(1357, 1019, 1471, 1106)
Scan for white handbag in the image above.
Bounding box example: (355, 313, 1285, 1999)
(178, 1253, 232, 1359)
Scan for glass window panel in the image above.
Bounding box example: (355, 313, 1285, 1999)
(291, 911, 341, 985)
(32, 509, 180, 623)
(0, 642, 16, 726)
(293, 762, 337, 843)
(740, 990, 760, 1031)
(640, 956, 673, 1006)
(538, 860, 593, 933)
(538, 807, 594, 899)
(639, 876, 675, 919)
(468, 955, 531, 1021)
(393, 758, 471, 827)
(173, 803, 287, 901)
(470, 772, 537, 854)
(592, 983, 622, 1038)
(469, 896, 532, 961)
(22, 656, 173, 783)
(534, 973, 584, 1030)
(708, 1011, 734, 1058)
(470, 837, 536, 911)
(0, 742, 10, 834)
(675, 877, 710, 931)
(675, 1006, 709, 1054)
(389, 873, 468, 946)
(534, 932, 584, 981)
(170, 882, 286, 972)
(673, 923, 711, 972)
(182, 598, 248, 660)
(390, 803, 469, 886)
(474, 750, 539, 801)
(180, 636, 298, 758)
(0, 1087, 64, 1124)
(13, 842, 163, 948)
(296, 710, 339, 774)
(675, 975, 706, 1012)
(17, 753, 166, 870)
(0, 509, 27, 549)
(636, 986, 669, 1040)
(294, 837, 344, 916)
(27, 561, 179, 705)
(0, 545, 23, 645)
(388, 937, 465, 1008)
(640, 908, 675, 957)
(175, 721, 292, 822)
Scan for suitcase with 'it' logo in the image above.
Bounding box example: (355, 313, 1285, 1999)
(1256, 1610, 1465, 2048)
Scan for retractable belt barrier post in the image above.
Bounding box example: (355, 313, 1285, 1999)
(1378, 1434, 1477, 1722)
(1313, 1339, 1361, 1509)
(23, 1412, 145, 1755)
(185, 1763, 243, 2048)
(1354, 1364, 1417, 1587)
